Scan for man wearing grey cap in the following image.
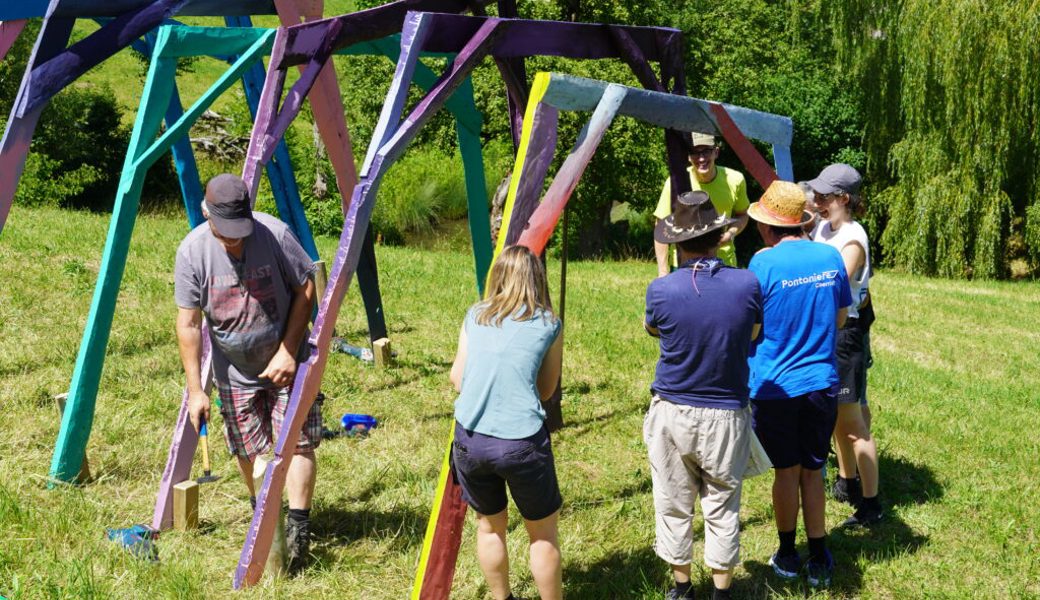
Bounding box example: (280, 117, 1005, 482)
(174, 174, 319, 572)
(654, 132, 750, 276)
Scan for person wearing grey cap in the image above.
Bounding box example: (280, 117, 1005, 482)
(654, 132, 750, 276)
(808, 163, 883, 528)
(173, 174, 319, 572)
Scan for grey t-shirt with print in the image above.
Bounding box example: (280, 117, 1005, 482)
(174, 212, 315, 389)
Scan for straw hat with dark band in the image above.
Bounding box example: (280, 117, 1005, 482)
(654, 191, 737, 244)
(747, 180, 814, 228)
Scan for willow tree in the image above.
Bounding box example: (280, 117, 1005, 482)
(830, 0, 1040, 278)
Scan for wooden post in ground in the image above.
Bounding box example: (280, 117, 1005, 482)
(173, 480, 199, 531)
(53, 393, 91, 483)
(313, 260, 328, 305)
(252, 456, 288, 577)
(373, 337, 392, 369)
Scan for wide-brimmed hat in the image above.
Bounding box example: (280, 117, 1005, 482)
(655, 191, 737, 244)
(807, 163, 862, 196)
(204, 174, 254, 238)
(747, 180, 814, 228)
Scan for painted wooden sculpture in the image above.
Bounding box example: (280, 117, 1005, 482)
(232, 9, 695, 591)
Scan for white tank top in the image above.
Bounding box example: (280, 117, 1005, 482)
(812, 220, 871, 319)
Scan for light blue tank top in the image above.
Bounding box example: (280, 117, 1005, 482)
(454, 305, 561, 439)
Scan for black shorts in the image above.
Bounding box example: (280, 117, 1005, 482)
(451, 421, 562, 521)
(752, 388, 838, 470)
(837, 322, 867, 405)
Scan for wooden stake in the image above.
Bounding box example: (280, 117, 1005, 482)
(373, 337, 392, 369)
(313, 260, 328, 304)
(53, 393, 91, 483)
(252, 456, 288, 577)
(173, 480, 199, 531)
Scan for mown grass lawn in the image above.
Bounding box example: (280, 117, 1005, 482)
(1, 205, 1038, 599)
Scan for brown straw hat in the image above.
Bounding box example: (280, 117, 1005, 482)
(747, 180, 814, 228)
(654, 191, 737, 244)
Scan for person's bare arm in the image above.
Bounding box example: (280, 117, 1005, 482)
(721, 211, 750, 245)
(751, 323, 761, 341)
(839, 241, 866, 282)
(644, 319, 660, 337)
(449, 325, 468, 393)
(259, 278, 315, 388)
(654, 221, 670, 278)
(536, 334, 564, 401)
(176, 307, 210, 431)
(837, 306, 848, 329)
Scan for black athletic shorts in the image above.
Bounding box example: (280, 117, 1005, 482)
(837, 319, 867, 405)
(752, 388, 838, 470)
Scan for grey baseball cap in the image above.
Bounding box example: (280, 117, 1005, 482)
(807, 163, 862, 196)
(204, 174, 254, 238)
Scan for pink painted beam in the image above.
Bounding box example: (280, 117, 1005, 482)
(0, 20, 28, 62)
(708, 102, 779, 190)
(274, 0, 358, 216)
(517, 85, 626, 253)
(152, 332, 212, 529)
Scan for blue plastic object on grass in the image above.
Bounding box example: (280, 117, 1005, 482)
(341, 414, 378, 437)
(106, 524, 159, 562)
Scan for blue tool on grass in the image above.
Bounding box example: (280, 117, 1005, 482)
(341, 414, 378, 437)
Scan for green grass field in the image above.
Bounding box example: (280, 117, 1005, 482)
(1, 205, 1038, 599)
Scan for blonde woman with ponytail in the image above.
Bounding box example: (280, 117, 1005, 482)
(449, 245, 564, 600)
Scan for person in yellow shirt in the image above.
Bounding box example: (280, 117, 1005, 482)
(654, 133, 750, 275)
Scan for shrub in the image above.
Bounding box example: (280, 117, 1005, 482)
(14, 86, 131, 212)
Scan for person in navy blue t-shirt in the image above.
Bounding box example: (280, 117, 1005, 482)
(746, 181, 852, 589)
(644, 191, 762, 600)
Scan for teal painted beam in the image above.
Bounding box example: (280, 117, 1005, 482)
(48, 26, 272, 483)
(48, 28, 180, 482)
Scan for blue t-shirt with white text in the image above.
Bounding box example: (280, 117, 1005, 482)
(747, 240, 852, 400)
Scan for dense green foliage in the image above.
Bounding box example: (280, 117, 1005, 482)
(0, 22, 179, 212)
(830, 0, 1040, 278)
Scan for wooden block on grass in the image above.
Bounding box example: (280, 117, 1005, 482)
(173, 480, 199, 531)
(373, 337, 392, 369)
(53, 393, 91, 484)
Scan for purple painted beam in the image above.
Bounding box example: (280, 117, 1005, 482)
(504, 103, 558, 246)
(234, 16, 504, 590)
(17, 0, 188, 117)
(0, 9, 74, 232)
(275, 0, 485, 67)
(0, 20, 28, 62)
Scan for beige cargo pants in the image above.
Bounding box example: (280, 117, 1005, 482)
(643, 396, 752, 569)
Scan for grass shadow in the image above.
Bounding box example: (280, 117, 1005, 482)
(565, 545, 662, 599)
(309, 500, 427, 559)
(878, 454, 944, 506)
(560, 409, 621, 439)
(742, 454, 937, 598)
